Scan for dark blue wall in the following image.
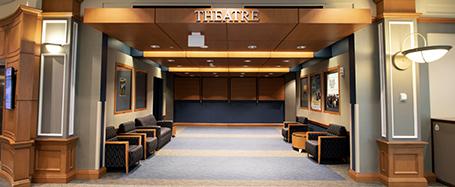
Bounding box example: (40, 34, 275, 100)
(174, 100, 284, 123)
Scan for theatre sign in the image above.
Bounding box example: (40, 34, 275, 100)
(194, 9, 259, 23)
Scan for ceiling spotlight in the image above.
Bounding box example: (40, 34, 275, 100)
(269, 73, 274, 75)
(244, 59, 251, 63)
(215, 75, 219, 77)
(276, 65, 281, 67)
(150, 44, 160, 49)
(240, 75, 245, 77)
(206, 59, 214, 63)
(243, 65, 249, 67)
(265, 75, 269, 77)
(201, 45, 208, 49)
(248, 45, 257, 49)
(283, 60, 290, 63)
(297, 45, 306, 49)
(190, 75, 195, 77)
(177, 65, 182, 67)
(170, 46, 174, 49)
(168, 59, 175, 63)
(213, 72, 217, 75)
(209, 63, 215, 67)
(240, 72, 245, 75)
(185, 72, 189, 75)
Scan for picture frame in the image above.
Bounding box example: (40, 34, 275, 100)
(324, 67, 340, 114)
(310, 73, 322, 112)
(115, 64, 133, 114)
(134, 70, 148, 111)
(300, 76, 309, 109)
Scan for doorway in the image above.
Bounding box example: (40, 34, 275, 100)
(153, 77, 164, 120)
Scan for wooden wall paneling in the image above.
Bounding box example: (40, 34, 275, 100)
(258, 77, 285, 100)
(0, 6, 42, 187)
(230, 78, 257, 100)
(202, 78, 228, 100)
(174, 77, 201, 100)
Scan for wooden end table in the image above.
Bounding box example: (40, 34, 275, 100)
(292, 132, 307, 153)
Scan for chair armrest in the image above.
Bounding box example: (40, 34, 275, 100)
(283, 121, 298, 128)
(135, 125, 161, 136)
(117, 135, 142, 146)
(307, 132, 328, 140)
(134, 129, 156, 138)
(157, 120, 173, 129)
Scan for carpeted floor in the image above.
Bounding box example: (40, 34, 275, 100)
(27, 126, 445, 187)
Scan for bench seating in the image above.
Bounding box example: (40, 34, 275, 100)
(135, 115, 173, 149)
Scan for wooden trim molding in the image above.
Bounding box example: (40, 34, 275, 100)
(348, 169, 380, 182)
(417, 17, 455, 24)
(75, 167, 107, 180)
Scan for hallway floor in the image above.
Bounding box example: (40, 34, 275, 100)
(26, 126, 444, 186)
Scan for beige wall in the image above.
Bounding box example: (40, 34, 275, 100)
(106, 47, 161, 128)
(297, 53, 351, 131)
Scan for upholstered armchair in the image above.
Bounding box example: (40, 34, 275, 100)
(135, 115, 173, 149)
(105, 126, 144, 174)
(282, 117, 309, 143)
(118, 121, 158, 158)
(305, 124, 348, 164)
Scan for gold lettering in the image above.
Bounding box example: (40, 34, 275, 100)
(204, 10, 211, 22)
(224, 10, 232, 22)
(215, 10, 223, 22)
(232, 10, 240, 22)
(251, 10, 259, 22)
(195, 10, 203, 22)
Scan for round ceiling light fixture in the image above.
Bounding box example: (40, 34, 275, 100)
(150, 44, 160, 49)
(244, 59, 251, 63)
(168, 59, 175, 63)
(297, 45, 306, 49)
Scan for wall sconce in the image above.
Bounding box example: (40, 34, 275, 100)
(42, 20, 68, 54)
(393, 33, 452, 70)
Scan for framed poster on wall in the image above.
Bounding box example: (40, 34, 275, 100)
(115, 64, 133, 114)
(300, 76, 309, 109)
(325, 68, 340, 113)
(310, 74, 322, 111)
(135, 70, 147, 111)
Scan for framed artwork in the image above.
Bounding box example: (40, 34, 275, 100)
(115, 64, 133, 114)
(325, 68, 340, 113)
(135, 70, 148, 111)
(300, 76, 309, 109)
(310, 74, 322, 111)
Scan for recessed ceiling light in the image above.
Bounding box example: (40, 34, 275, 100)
(209, 63, 215, 67)
(213, 72, 217, 75)
(243, 65, 249, 67)
(168, 59, 175, 62)
(206, 59, 214, 63)
(177, 65, 182, 67)
(170, 46, 174, 49)
(276, 65, 281, 67)
(269, 73, 274, 75)
(265, 75, 269, 77)
(240, 72, 245, 75)
(297, 45, 306, 49)
(240, 75, 245, 77)
(283, 60, 290, 63)
(215, 75, 219, 77)
(150, 44, 160, 49)
(185, 72, 189, 75)
(248, 45, 257, 49)
(244, 59, 251, 63)
(190, 74, 195, 77)
(201, 45, 208, 48)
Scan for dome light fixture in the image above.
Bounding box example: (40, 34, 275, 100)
(402, 45, 452, 63)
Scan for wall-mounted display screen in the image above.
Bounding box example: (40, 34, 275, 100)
(135, 70, 147, 110)
(5, 67, 15, 110)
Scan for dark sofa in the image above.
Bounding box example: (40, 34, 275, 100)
(305, 124, 349, 164)
(105, 126, 144, 174)
(118, 121, 158, 158)
(135, 115, 173, 149)
(281, 117, 309, 142)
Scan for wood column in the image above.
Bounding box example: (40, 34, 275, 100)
(0, 6, 42, 187)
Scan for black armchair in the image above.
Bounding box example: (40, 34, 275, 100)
(305, 124, 348, 164)
(105, 126, 144, 174)
(282, 118, 309, 143)
(135, 115, 173, 149)
(118, 121, 158, 158)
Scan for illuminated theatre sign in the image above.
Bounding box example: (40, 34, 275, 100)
(194, 9, 260, 23)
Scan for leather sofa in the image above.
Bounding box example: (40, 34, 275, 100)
(305, 124, 348, 164)
(282, 117, 309, 142)
(105, 126, 144, 174)
(135, 115, 173, 149)
(118, 121, 158, 158)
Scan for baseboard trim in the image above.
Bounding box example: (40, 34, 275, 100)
(348, 169, 380, 182)
(75, 167, 106, 180)
(425, 172, 436, 183)
(174, 123, 282, 127)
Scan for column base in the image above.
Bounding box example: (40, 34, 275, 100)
(32, 136, 78, 183)
(377, 139, 428, 187)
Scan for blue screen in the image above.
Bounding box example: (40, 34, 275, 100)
(5, 67, 14, 110)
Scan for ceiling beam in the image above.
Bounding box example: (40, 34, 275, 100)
(168, 67, 289, 73)
(143, 51, 314, 58)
